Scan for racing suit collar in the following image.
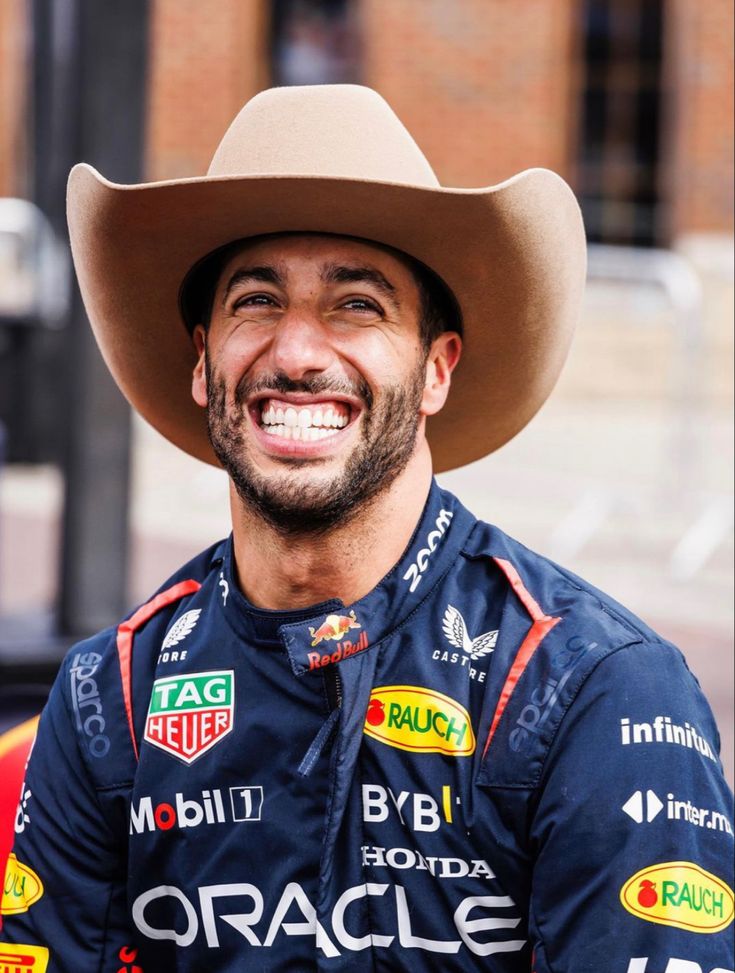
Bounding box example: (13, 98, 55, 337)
(215, 480, 477, 670)
(278, 479, 478, 676)
(217, 538, 343, 645)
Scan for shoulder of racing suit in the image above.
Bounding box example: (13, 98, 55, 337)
(53, 538, 226, 794)
(461, 521, 715, 789)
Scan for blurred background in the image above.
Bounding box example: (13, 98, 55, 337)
(0, 0, 732, 781)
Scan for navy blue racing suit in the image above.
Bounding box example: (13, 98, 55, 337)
(2, 481, 733, 971)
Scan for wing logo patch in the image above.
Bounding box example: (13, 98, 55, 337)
(162, 609, 202, 650)
(442, 605, 498, 660)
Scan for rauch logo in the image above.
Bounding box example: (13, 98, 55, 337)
(364, 686, 475, 756)
(1, 853, 44, 916)
(620, 861, 734, 933)
(144, 670, 234, 764)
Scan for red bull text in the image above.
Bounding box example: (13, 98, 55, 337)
(308, 630, 369, 670)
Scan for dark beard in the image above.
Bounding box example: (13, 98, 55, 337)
(205, 358, 426, 536)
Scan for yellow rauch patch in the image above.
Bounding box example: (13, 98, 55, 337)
(2, 853, 44, 915)
(620, 861, 734, 933)
(363, 686, 475, 756)
(0, 944, 50, 972)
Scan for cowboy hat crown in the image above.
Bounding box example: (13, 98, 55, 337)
(208, 84, 439, 186)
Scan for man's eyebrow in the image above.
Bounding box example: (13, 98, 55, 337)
(321, 264, 401, 308)
(221, 265, 285, 304)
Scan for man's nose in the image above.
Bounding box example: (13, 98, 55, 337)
(268, 307, 335, 379)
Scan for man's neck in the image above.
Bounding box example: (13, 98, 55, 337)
(229, 449, 434, 611)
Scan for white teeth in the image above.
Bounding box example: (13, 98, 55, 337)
(260, 400, 350, 437)
(262, 423, 340, 440)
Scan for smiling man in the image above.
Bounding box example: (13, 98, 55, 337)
(2, 86, 732, 973)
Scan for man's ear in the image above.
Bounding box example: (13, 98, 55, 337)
(420, 332, 462, 416)
(191, 325, 208, 408)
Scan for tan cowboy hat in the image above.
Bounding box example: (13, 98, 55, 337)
(67, 84, 586, 473)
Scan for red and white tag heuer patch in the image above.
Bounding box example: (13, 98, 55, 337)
(144, 670, 234, 764)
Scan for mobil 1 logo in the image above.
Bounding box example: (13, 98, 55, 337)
(130, 786, 264, 834)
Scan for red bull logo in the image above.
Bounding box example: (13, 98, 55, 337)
(308, 630, 369, 670)
(309, 611, 361, 647)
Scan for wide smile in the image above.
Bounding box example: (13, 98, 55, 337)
(248, 394, 361, 458)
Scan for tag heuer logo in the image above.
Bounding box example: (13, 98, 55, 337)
(144, 670, 234, 764)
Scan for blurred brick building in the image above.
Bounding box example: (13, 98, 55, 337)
(2, 0, 729, 245)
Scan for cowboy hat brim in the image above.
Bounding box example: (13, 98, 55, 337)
(67, 163, 585, 473)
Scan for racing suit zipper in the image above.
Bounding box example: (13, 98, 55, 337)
(326, 666, 343, 711)
(298, 668, 342, 777)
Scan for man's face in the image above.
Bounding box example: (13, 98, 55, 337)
(191, 234, 457, 534)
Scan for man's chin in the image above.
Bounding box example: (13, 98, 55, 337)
(229, 469, 365, 535)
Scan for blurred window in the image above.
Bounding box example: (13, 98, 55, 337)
(271, 0, 360, 86)
(578, 0, 664, 246)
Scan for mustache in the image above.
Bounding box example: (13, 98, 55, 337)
(234, 371, 374, 410)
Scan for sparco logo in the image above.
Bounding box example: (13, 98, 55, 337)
(144, 670, 234, 764)
(403, 509, 453, 592)
(133, 880, 524, 957)
(130, 786, 263, 834)
(509, 636, 597, 753)
(69, 651, 110, 758)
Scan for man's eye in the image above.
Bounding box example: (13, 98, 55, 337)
(233, 294, 276, 309)
(343, 297, 381, 313)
